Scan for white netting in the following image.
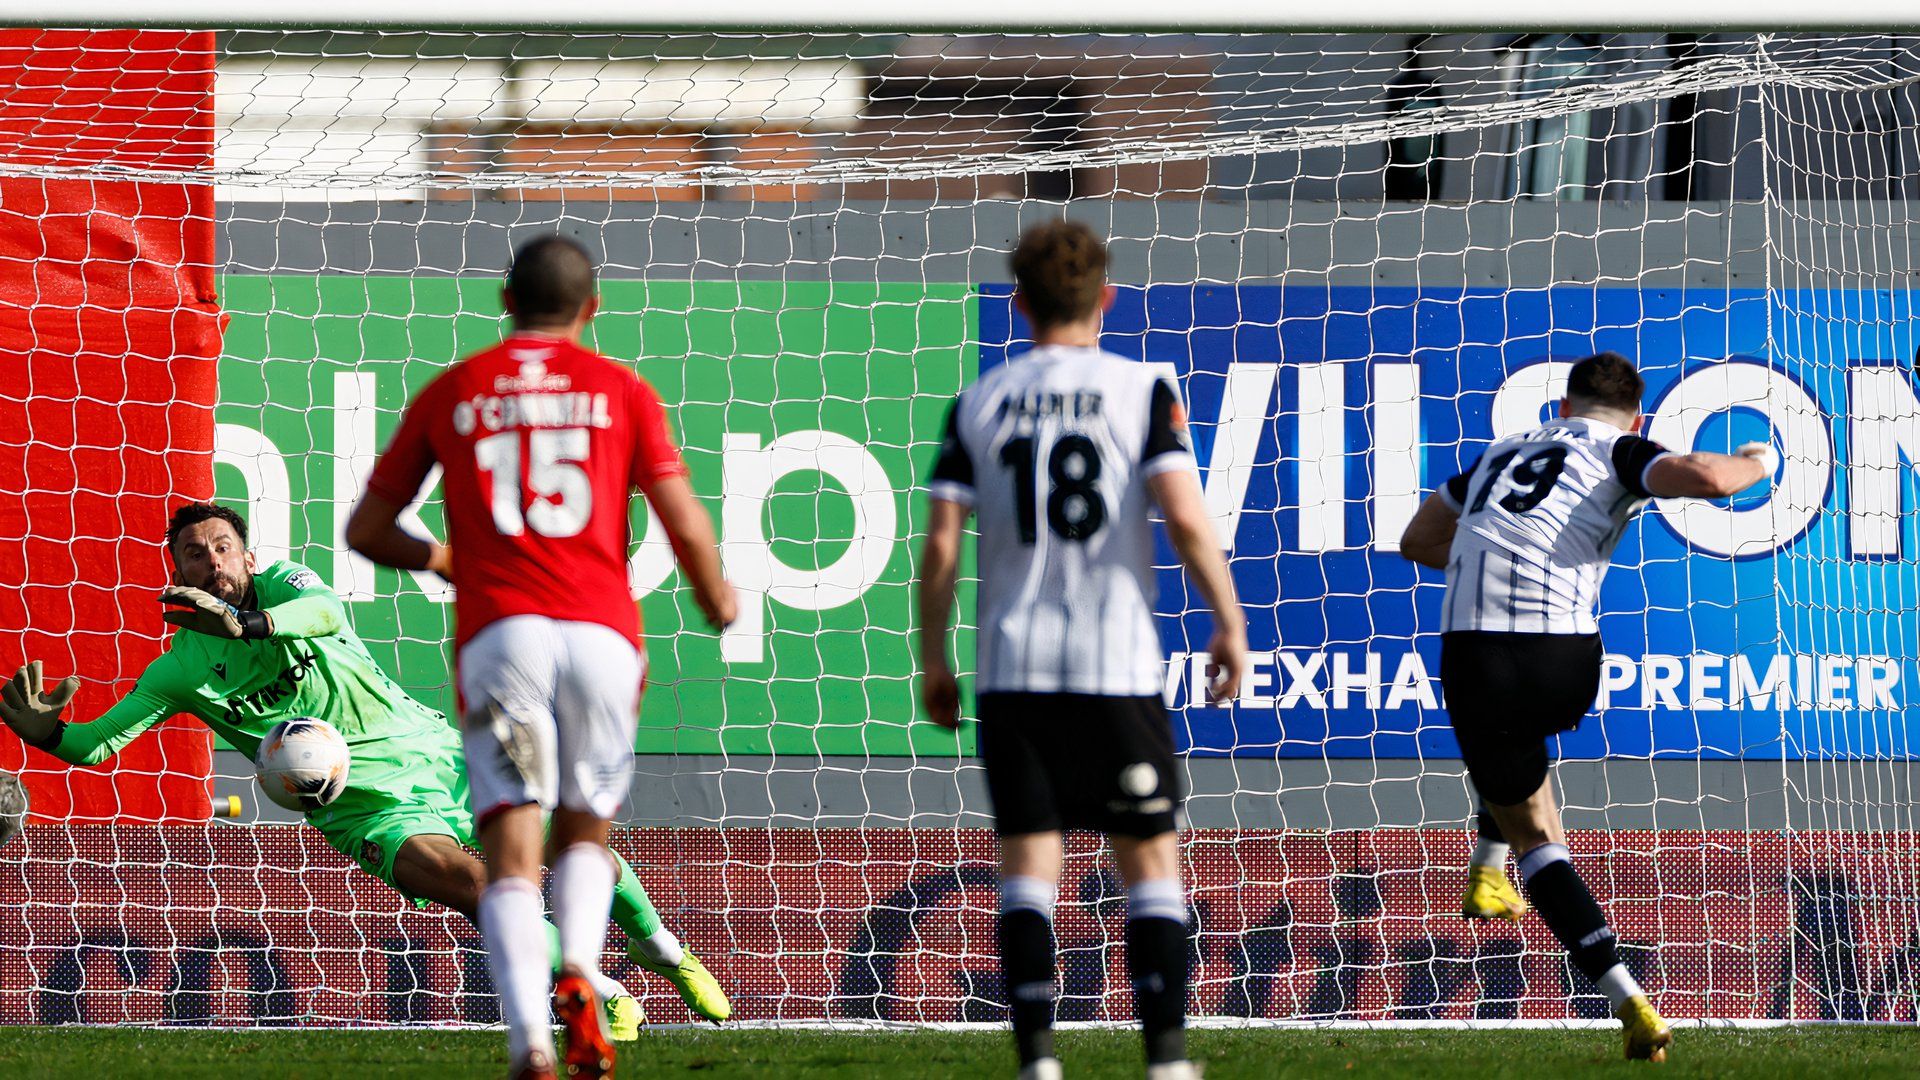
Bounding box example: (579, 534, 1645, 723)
(0, 27, 1917, 1026)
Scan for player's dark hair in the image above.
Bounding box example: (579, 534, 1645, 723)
(1566, 351, 1645, 414)
(1011, 220, 1109, 329)
(506, 235, 596, 325)
(166, 501, 248, 555)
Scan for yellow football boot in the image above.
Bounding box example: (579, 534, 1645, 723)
(1461, 864, 1531, 921)
(629, 943, 733, 1023)
(1617, 993, 1673, 1062)
(605, 993, 644, 1042)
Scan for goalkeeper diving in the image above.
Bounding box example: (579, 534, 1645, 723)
(0, 500, 730, 1035)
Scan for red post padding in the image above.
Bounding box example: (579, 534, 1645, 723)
(0, 30, 221, 822)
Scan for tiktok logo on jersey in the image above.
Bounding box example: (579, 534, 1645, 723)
(219, 648, 320, 724)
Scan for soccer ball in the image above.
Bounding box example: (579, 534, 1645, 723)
(254, 718, 351, 812)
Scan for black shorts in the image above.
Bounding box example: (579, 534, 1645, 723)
(1440, 631, 1603, 806)
(976, 692, 1182, 839)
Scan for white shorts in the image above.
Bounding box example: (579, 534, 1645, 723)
(457, 615, 644, 822)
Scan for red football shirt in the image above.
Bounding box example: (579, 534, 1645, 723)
(366, 332, 689, 651)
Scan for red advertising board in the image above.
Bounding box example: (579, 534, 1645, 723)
(0, 30, 221, 822)
(0, 826, 1910, 1025)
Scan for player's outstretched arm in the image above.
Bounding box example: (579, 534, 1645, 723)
(1644, 442, 1775, 500)
(916, 497, 969, 729)
(1150, 468, 1247, 703)
(1399, 492, 1462, 571)
(644, 475, 736, 632)
(345, 491, 454, 578)
(0, 659, 178, 766)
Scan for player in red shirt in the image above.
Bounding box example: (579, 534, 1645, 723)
(347, 237, 734, 1080)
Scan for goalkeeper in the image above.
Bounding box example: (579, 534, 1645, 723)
(0, 501, 730, 1036)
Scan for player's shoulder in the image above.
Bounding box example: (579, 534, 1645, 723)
(1073, 349, 1170, 403)
(1557, 416, 1659, 464)
(555, 339, 643, 381)
(254, 559, 331, 598)
(404, 343, 503, 407)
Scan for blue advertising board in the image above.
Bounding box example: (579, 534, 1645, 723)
(978, 285, 1920, 761)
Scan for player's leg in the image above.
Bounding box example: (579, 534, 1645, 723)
(1101, 696, 1193, 1080)
(978, 693, 1066, 1080)
(606, 847, 670, 950)
(1442, 633, 1532, 922)
(390, 831, 487, 912)
(477, 805, 559, 1075)
(460, 616, 566, 1077)
(387, 832, 637, 1012)
(1448, 632, 1669, 1061)
(548, 806, 618, 985)
(610, 846, 733, 1021)
(1110, 832, 1191, 1080)
(546, 622, 645, 1080)
(999, 829, 1065, 1080)
(1482, 779, 1667, 1059)
(1462, 802, 1530, 921)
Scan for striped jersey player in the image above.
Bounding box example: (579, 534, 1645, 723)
(916, 220, 1245, 1080)
(1399, 350, 1775, 1063)
(1436, 411, 1670, 635)
(927, 347, 1190, 698)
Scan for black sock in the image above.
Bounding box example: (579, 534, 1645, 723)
(1519, 844, 1618, 981)
(998, 908, 1056, 1065)
(1476, 806, 1506, 845)
(1126, 916, 1189, 1065)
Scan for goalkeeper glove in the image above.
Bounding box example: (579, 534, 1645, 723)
(1736, 441, 1780, 480)
(159, 586, 272, 640)
(0, 660, 79, 751)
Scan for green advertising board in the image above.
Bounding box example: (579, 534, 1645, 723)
(215, 275, 977, 756)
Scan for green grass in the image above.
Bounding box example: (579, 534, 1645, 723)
(1, 1025, 1914, 1078)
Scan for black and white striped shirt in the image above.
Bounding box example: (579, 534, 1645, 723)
(1438, 417, 1669, 635)
(927, 345, 1195, 696)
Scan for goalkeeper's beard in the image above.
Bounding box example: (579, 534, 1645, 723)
(197, 569, 252, 607)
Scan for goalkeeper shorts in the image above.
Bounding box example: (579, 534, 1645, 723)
(312, 763, 476, 910)
(1440, 630, 1604, 806)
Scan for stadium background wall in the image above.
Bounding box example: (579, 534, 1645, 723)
(1, 28, 1917, 1020)
(209, 199, 1920, 836)
(1, 826, 1910, 1024)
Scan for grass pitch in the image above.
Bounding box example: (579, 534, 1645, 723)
(1, 1025, 1913, 1078)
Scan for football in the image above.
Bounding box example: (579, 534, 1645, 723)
(254, 717, 351, 813)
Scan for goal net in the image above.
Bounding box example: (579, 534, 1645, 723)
(1, 21, 1918, 1026)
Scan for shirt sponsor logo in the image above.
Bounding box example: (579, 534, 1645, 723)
(219, 647, 320, 723)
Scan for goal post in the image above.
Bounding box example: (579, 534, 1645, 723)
(0, 18, 1917, 1027)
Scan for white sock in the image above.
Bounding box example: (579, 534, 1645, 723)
(1017, 1057, 1062, 1080)
(1597, 963, 1644, 1011)
(479, 877, 556, 1064)
(634, 927, 685, 968)
(1472, 837, 1511, 870)
(1000, 875, 1057, 918)
(552, 842, 617, 979)
(1126, 877, 1187, 924)
(586, 966, 628, 1002)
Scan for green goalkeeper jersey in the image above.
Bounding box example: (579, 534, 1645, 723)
(47, 559, 460, 820)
